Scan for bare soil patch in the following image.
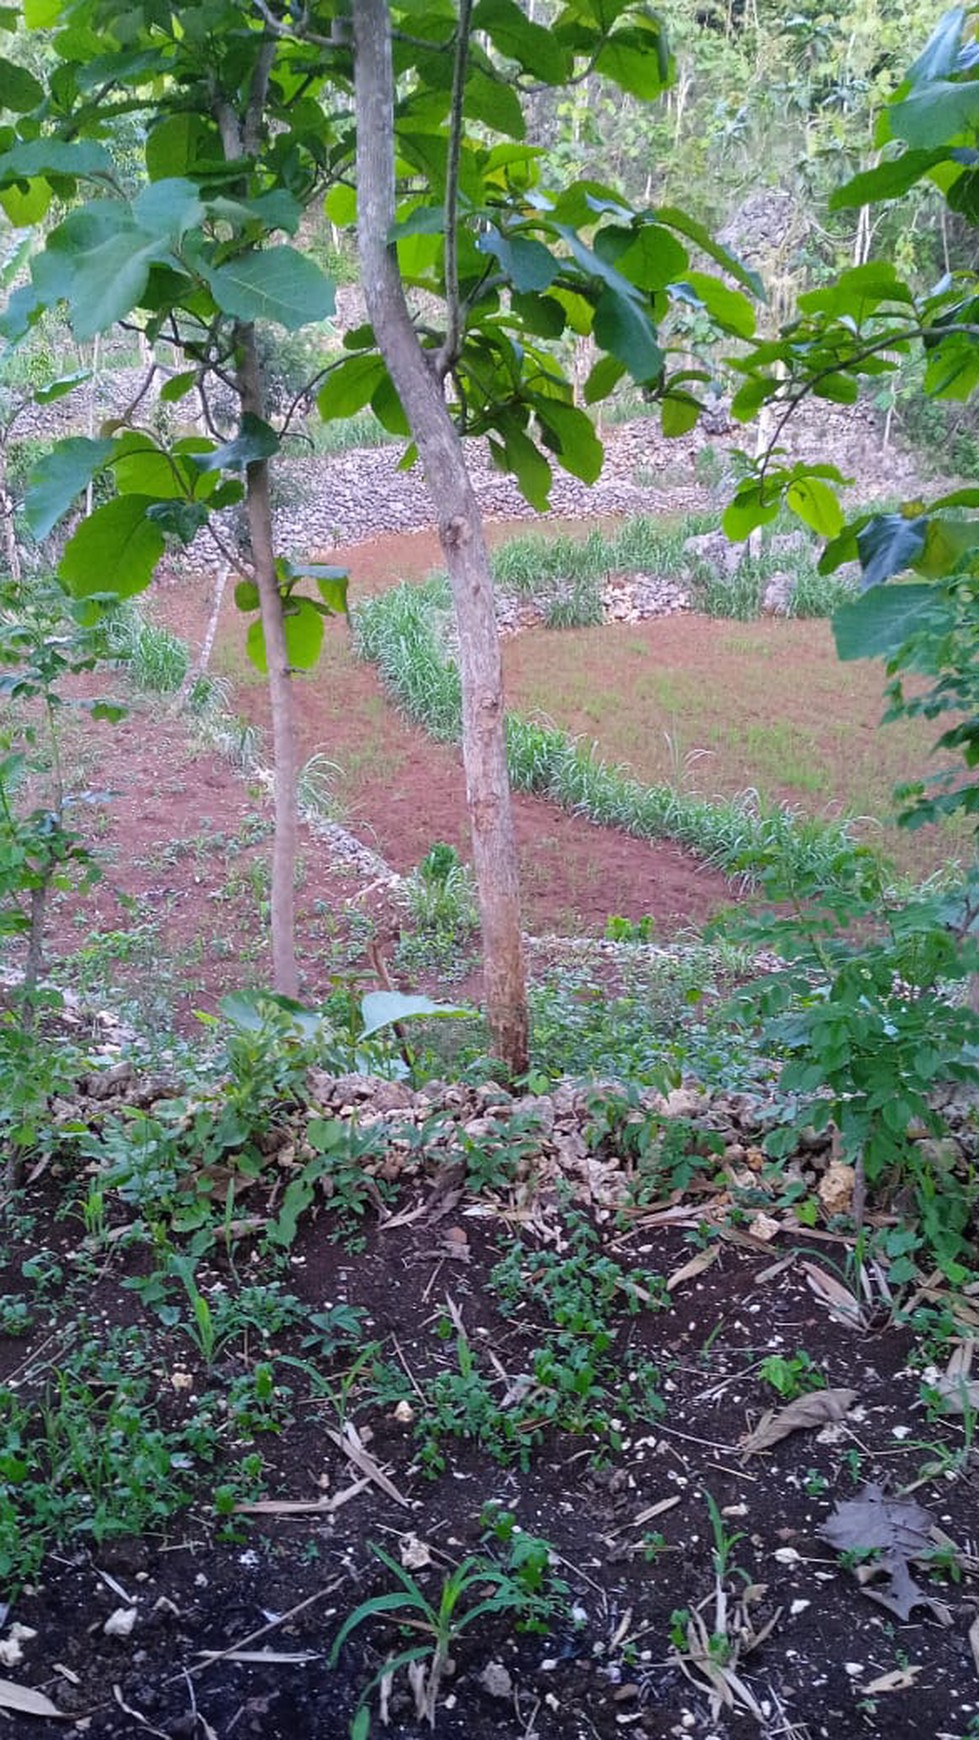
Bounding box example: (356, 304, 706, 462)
(2, 1064, 977, 1740)
(502, 615, 973, 880)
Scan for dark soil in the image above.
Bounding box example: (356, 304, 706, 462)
(2, 1066, 977, 1740)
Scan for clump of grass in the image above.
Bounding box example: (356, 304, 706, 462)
(354, 576, 461, 741)
(298, 752, 344, 822)
(355, 579, 877, 891)
(104, 605, 188, 692)
(404, 842, 478, 934)
(310, 408, 396, 456)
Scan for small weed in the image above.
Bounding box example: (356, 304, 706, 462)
(757, 1350, 826, 1400)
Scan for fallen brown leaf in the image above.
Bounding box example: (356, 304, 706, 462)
(666, 1247, 718, 1292)
(802, 1262, 866, 1329)
(859, 1666, 923, 1695)
(0, 1677, 66, 1719)
(741, 1387, 857, 1455)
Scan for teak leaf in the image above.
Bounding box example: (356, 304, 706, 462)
(740, 1387, 857, 1455)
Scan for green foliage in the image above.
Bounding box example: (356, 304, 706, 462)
(0, 1349, 215, 1592)
(331, 1532, 568, 1733)
(726, 858, 979, 1277)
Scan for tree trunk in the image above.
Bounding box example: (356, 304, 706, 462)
(214, 49, 300, 1002)
(236, 327, 299, 1009)
(236, 324, 300, 1000)
(353, 0, 529, 1075)
(175, 562, 228, 710)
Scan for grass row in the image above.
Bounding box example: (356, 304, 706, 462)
(353, 577, 871, 889)
(489, 510, 856, 626)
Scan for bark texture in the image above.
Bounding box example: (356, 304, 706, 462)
(352, 0, 529, 1074)
(237, 327, 300, 1000)
(214, 46, 300, 999)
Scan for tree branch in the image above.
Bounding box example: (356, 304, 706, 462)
(435, 0, 474, 381)
(759, 321, 979, 483)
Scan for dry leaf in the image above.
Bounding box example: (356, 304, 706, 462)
(103, 1606, 137, 1638)
(741, 1387, 857, 1455)
(633, 1496, 681, 1527)
(197, 1650, 320, 1664)
(859, 1666, 922, 1695)
(666, 1247, 718, 1292)
(0, 1677, 66, 1719)
(399, 1533, 432, 1570)
(325, 1423, 410, 1508)
(747, 1212, 780, 1243)
(935, 1340, 979, 1414)
(818, 1159, 855, 1217)
(802, 1262, 866, 1329)
(820, 1485, 952, 1623)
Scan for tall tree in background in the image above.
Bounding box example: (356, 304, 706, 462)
(0, 2, 345, 999)
(1, 0, 762, 1070)
(340, 0, 760, 1070)
(354, 0, 528, 1070)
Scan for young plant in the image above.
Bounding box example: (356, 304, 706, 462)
(331, 1542, 552, 1731)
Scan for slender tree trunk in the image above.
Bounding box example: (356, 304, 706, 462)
(353, 0, 529, 1074)
(214, 50, 300, 1000)
(237, 325, 300, 1000)
(175, 562, 229, 709)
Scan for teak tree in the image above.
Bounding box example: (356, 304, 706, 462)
(338, 0, 761, 1070)
(0, 1, 346, 1000)
(2, 0, 762, 1070)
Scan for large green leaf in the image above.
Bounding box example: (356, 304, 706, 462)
(145, 499, 209, 543)
(33, 370, 90, 404)
(472, 0, 570, 81)
(67, 229, 163, 340)
(465, 67, 525, 138)
(786, 476, 844, 538)
(891, 79, 979, 149)
(907, 7, 968, 84)
(282, 562, 349, 615)
(0, 138, 112, 182)
(192, 415, 279, 472)
(59, 497, 166, 601)
(583, 353, 626, 404)
(592, 286, 662, 383)
(830, 149, 953, 210)
(660, 393, 701, 437)
(145, 112, 217, 181)
(205, 247, 335, 330)
(614, 223, 688, 292)
(0, 57, 44, 111)
(833, 583, 945, 661)
(475, 226, 559, 292)
(535, 399, 602, 484)
(510, 290, 566, 339)
(677, 271, 755, 339)
(654, 206, 763, 299)
(723, 485, 780, 540)
(359, 991, 470, 1039)
(924, 333, 979, 400)
(798, 263, 913, 322)
(317, 353, 387, 422)
(594, 20, 668, 98)
(856, 514, 927, 587)
(132, 177, 205, 242)
(500, 420, 552, 511)
(916, 516, 979, 577)
(246, 596, 325, 674)
(25, 436, 114, 540)
(0, 175, 51, 224)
